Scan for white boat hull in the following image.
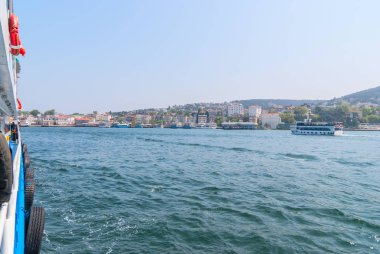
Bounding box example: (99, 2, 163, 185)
(291, 128, 343, 136)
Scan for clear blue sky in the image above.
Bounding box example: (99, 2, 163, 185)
(16, 0, 380, 114)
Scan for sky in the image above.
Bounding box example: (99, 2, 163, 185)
(15, 0, 380, 114)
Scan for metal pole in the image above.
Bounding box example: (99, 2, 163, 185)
(8, 0, 14, 14)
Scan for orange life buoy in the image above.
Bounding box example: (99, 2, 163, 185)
(9, 14, 25, 56)
(17, 98, 22, 110)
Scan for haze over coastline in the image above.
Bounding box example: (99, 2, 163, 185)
(17, 0, 380, 114)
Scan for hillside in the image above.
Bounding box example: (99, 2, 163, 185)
(234, 86, 380, 108)
(339, 86, 380, 105)
(233, 99, 325, 108)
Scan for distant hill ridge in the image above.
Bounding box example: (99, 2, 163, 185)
(339, 86, 380, 105)
(233, 99, 325, 108)
(234, 86, 380, 108)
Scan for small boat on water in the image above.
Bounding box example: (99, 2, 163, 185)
(182, 122, 194, 129)
(111, 123, 130, 128)
(195, 123, 217, 129)
(170, 122, 182, 129)
(98, 123, 111, 128)
(0, 1, 45, 253)
(19, 121, 30, 127)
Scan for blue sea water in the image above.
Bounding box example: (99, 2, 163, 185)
(22, 128, 380, 253)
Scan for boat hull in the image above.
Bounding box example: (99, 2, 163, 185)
(291, 129, 343, 136)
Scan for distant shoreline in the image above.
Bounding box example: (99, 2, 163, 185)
(20, 126, 380, 131)
(21, 125, 96, 128)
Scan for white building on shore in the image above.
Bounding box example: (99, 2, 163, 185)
(248, 105, 261, 117)
(95, 113, 112, 122)
(248, 105, 262, 123)
(227, 103, 244, 116)
(261, 113, 281, 129)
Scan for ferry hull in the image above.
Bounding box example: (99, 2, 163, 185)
(291, 129, 343, 136)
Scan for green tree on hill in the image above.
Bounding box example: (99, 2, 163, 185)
(44, 109, 56, 116)
(314, 104, 357, 127)
(364, 115, 380, 123)
(280, 112, 295, 124)
(293, 106, 309, 121)
(18, 110, 29, 115)
(215, 116, 223, 127)
(29, 109, 40, 116)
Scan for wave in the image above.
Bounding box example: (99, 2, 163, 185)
(280, 153, 319, 161)
(333, 159, 375, 167)
(283, 205, 380, 231)
(198, 186, 234, 194)
(138, 137, 265, 154)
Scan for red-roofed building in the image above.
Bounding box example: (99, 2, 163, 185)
(75, 117, 92, 126)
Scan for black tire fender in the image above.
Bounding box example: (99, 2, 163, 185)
(24, 153, 31, 168)
(25, 206, 45, 254)
(22, 143, 28, 154)
(25, 167, 35, 180)
(25, 179, 35, 211)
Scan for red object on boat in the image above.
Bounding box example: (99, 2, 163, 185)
(20, 47, 26, 56)
(9, 14, 25, 56)
(17, 98, 22, 110)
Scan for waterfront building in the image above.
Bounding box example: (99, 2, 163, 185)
(125, 115, 134, 123)
(75, 117, 92, 126)
(248, 105, 262, 124)
(261, 113, 282, 129)
(197, 114, 207, 124)
(177, 115, 186, 124)
(208, 114, 217, 124)
(135, 114, 152, 124)
(358, 123, 380, 130)
(56, 115, 75, 126)
(249, 105, 262, 117)
(227, 103, 244, 116)
(95, 113, 112, 122)
(135, 114, 143, 124)
(19, 115, 37, 126)
(41, 115, 56, 126)
(188, 115, 197, 123)
(143, 115, 152, 124)
(163, 115, 172, 124)
(196, 109, 209, 124)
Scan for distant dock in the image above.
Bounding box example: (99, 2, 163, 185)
(221, 122, 257, 130)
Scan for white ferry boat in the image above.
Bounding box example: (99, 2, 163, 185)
(291, 118, 343, 136)
(98, 122, 111, 128)
(0, 1, 45, 253)
(195, 123, 217, 129)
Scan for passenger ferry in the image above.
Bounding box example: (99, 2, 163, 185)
(0, 1, 45, 253)
(291, 118, 343, 136)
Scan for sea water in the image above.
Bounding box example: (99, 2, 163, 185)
(22, 128, 380, 253)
